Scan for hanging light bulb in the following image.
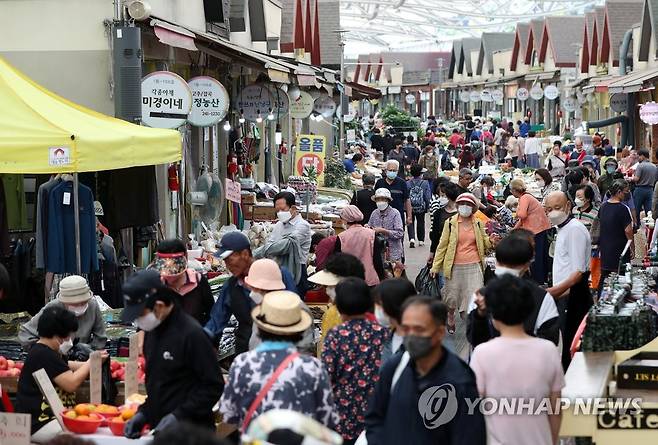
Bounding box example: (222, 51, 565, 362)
(239, 109, 245, 124)
(267, 108, 275, 121)
(275, 123, 282, 145)
(223, 121, 231, 131)
(256, 110, 263, 123)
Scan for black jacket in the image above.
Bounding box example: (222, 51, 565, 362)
(351, 188, 377, 225)
(371, 134, 384, 151)
(141, 305, 224, 428)
(175, 273, 215, 326)
(467, 278, 561, 348)
(365, 348, 486, 445)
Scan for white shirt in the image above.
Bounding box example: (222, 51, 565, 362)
(524, 137, 542, 156)
(269, 213, 312, 264)
(494, 128, 505, 145)
(553, 218, 591, 287)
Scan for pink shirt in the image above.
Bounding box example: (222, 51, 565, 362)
(515, 193, 551, 234)
(470, 337, 565, 445)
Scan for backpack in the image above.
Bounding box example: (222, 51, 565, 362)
(409, 179, 426, 214)
(441, 151, 454, 170)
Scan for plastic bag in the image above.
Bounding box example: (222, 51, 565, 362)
(415, 265, 441, 299)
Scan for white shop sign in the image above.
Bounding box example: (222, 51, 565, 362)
(610, 94, 628, 113)
(516, 88, 529, 101)
(491, 89, 504, 102)
(544, 85, 559, 100)
(141, 71, 192, 129)
(640, 102, 658, 125)
(314, 95, 337, 117)
(470, 91, 481, 102)
(237, 85, 273, 122)
(269, 87, 290, 118)
(480, 90, 493, 102)
(187, 76, 230, 127)
(562, 97, 578, 112)
(459, 91, 471, 103)
(530, 85, 544, 100)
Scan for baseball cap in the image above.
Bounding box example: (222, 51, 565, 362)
(215, 231, 251, 259)
(121, 269, 166, 322)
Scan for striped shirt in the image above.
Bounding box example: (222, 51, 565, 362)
(573, 205, 599, 232)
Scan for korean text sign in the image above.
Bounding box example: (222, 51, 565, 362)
(295, 135, 327, 185)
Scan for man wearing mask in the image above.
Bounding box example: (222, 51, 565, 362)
(350, 173, 377, 224)
(19, 275, 107, 351)
(631, 148, 657, 221)
(206, 232, 297, 353)
(467, 233, 560, 348)
(570, 138, 586, 164)
(365, 297, 486, 444)
(375, 160, 412, 227)
(544, 192, 592, 368)
(260, 191, 312, 297)
(598, 157, 624, 197)
(121, 270, 224, 437)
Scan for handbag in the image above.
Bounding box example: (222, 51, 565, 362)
(354, 352, 410, 445)
(241, 352, 300, 433)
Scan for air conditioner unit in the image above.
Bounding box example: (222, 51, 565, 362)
(113, 26, 143, 123)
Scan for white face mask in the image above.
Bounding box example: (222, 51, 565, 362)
(375, 305, 390, 328)
(249, 291, 264, 304)
(326, 286, 337, 301)
(135, 312, 162, 332)
(59, 338, 74, 355)
(437, 196, 449, 207)
(574, 198, 585, 208)
(548, 210, 568, 226)
(536, 179, 545, 188)
(277, 211, 292, 223)
(66, 303, 89, 317)
(458, 205, 473, 218)
(494, 265, 522, 277)
(376, 201, 389, 211)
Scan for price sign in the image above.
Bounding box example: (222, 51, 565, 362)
(187, 76, 230, 127)
(141, 71, 192, 129)
(225, 179, 242, 203)
(516, 88, 529, 101)
(237, 85, 273, 122)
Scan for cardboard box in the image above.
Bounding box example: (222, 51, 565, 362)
(241, 192, 257, 205)
(241, 204, 254, 220)
(617, 352, 658, 389)
(252, 205, 277, 221)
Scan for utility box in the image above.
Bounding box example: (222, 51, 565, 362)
(113, 26, 143, 123)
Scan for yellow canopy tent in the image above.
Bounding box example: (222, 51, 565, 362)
(0, 56, 182, 272)
(0, 56, 181, 174)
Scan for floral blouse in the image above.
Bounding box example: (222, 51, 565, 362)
(321, 319, 388, 440)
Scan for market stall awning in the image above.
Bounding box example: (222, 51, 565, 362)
(524, 70, 559, 82)
(582, 75, 622, 93)
(346, 81, 382, 100)
(607, 68, 658, 94)
(0, 57, 181, 174)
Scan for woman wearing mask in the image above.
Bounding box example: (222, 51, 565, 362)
(16, 306, 108, 442)
(418, 141, 440, 180)
(428, 182, 461, 267)
(458, 145, 475, 169)
(510, 179, 552, 285)
(153, 239, 214, 326)
(368, 188, 404, 263)
(573, 185, 602, 290)
(431, 193, 494, 333)
(428, 177, 450, 223)
(598, 180, 634, 293)
(534, 168, 561, 204)
(338, 205, 384, 286)
(373, 278, 417, 366)
(547, 143, 567, 179)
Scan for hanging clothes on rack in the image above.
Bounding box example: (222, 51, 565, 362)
(0, 174, 28, 231)
(46, 179, 98, 274)
(35, 175, 62, 269)
(0, 178, 11, 257)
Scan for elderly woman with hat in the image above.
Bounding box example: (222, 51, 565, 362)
(431, 193, 494, 333)
(219, 291, 339, 432)
(338, 205, 383, 287)
(19, 275, 107, 351)
(367, 188, 404, 263)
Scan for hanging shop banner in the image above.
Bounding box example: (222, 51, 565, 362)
(237, 85, 273, 122)
(187, 76, 230, 127)
(530, 85, 544, 100)
(295, 134, 327, 185)
(314, 95, 337, 117)
(269, 87, 290, 117)
(459, 91, 471, 103)
(480, 90, 493, 102)
(405, 94, 416, 104)
(141, 71, 192, 129)
(610, 93, 628, 113)
(562, 97, 578, 112)
(544, 85, 559, 100)
(470, 91, 481, 102)
(491, 89, 504, 102)
(290, 91, 315, 119)
(516, 88, 529, 101)
(640, 102, 658, 124)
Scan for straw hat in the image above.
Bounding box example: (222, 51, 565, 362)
(57, 275, 93, 304)
(245, 259, 285, 291)
(371, 188, 393, 202)
(308, 270, 341, 286)
(251, 291, 312, 335)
